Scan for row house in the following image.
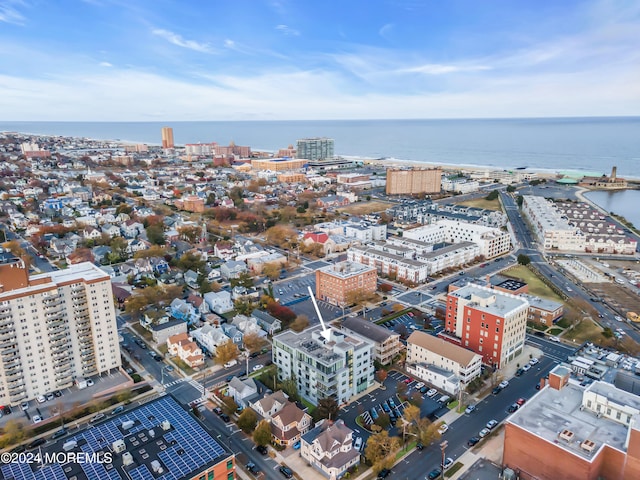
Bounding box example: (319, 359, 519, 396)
(166, 333, 205, 368)
(347, 245, 430, 284)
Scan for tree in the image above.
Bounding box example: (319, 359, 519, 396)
(375, 412, 391, 429)
(177, 251, 206, 272)
(221, 396, 238, 415)
(506, 185, 517, 193)
(364, 430, 400, 473)
(315, 397, 339, 421)
(517, 254, 531, 266)
(237, 408, 258, 433)
(234, 298, 257, 316)
(516, 195, 524, 207)
(378, 283, 393, 293)
(3, 240, 30, 267)
(0, 419, 27, 448)
(231, 271, 254, 289)
(265, 224, 297, 248)
(215, 339, 239, 365)
(485, 190, 499, 201)
(262, 262, 282, 281)
(266, 301, 296, 323)
(290, 314, 310, 332)
(253, 420, 272, 446)
(124, 285, 182, 319)
(110, 236, 128, 260)
(243, 331, 267, 354)
(396, 381, 408, 398)
(345, 288, 375, 307)
(279, 375, 299, 402)
(376, 370, 388, 383)
(133, 245, 167, 259)
(177, 225, 202, 244)
(146, 223, 165, 245)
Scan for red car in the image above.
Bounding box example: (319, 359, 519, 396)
(516, 398, 527, 406)
(403, 378, 412, 384)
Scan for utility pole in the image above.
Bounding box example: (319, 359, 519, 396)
(440, 441, 448, 479)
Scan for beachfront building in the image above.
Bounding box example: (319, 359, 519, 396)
(402, 219, 511, 259)
(251, 158, 307, 171)
(315, 261, 377, 307)
(0, 255, 121, 406)
(386, 167, 442, 195)
(503, 366, 640, 480)
(161, 126, 174, 149)
(296, 137, 334, 161)
(444, 283, 529, 369)
(272, 325, 375, 405)
(522, 195, 587, 251)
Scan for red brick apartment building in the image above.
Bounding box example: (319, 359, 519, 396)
(444, 283, 528, 368)
(315, 261, 377, 306)
(504, 365, 640, 480)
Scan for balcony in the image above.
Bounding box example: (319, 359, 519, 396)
(49, 338, 68, 349)
(9, 391, 28, 403)
(5, 366, 23, 377)
(8, 384, 26, 396)
(0, 340, 16, 349)
(0, 346, 18, 356)
(55, 371, 73, 382)
(3, 359, 20, 369)
(7, 379, 24, 388)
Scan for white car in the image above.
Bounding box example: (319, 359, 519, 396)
(426, 389, 438, 398)
(550, 336, 560, 342)
(499, 380, 509, 389)
(353, 437, 363, 451)
(479, 428, 490, 438)
(437, 423, 449, 435)
(615, 316, 624, 322)
(252, 364, 264, 372)
(414, 382, 425, 390)
(529, 358, 539, 366)
(443, 457, 454, 469)
(522, 364, 531, 372)
(21, 402, 29, 411)
(36, 395, 46, 404)
(32, 415, 42, 424)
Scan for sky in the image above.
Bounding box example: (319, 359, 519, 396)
(0, 0, 639, 121)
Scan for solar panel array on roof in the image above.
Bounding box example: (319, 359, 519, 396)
(0, 395, 229, 480)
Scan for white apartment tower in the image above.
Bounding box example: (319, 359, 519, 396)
(0, 256, 121, 406)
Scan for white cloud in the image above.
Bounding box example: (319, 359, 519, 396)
(402, 63, 492, 75)
(275, 24, 300, 36)
(99, 61, 113, 67)
(224, 39, 235, 48)
(0, 0, 26, 25)
(152, 29, 215, 54)
(378, 23, 394, 38)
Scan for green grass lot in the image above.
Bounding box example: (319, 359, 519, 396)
(502, 266, 564, 302)
(456, 197, 503, 211)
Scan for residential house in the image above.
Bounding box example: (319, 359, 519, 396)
(341, 317, 402, 366)
(220, 260, 248, 280)
(149, 318, 188, 345)
(214, 242, 235, 260)
(204, 290, 234, 314)
(316, 195, 350, 209)
(250, 390, 290, 420)
(232, 315, 267, 338)
(170, 298, 200, 325)
(271, 402, 312, 447)
(166, 332, 205, 368)
(251, 309, 282, 335)
(221, 324, 243, 345)
(126, 238, 148, 255)
(187, 293, 209, 316)
(184, 269, 200, 289)
(82, 226, 103, 241)
(301, 420, 360, 479)
(191, 324, 231, 355)
(228, 377, 259, 408)
(246, 253, 287, 274)
(134, 257, 154, 274)
(101, 223, 121, 237)
(150, 256, 170, 275)
(121, 219, 144, 238)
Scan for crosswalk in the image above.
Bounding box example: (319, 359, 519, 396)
(164, 377, 209, 405)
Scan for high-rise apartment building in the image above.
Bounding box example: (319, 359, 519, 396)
(0, 256, 121, 406)
(272, 325, 374, 405)
(386, 167, 442, 195)
(444, 283, 528, 369)
(315, 261, 377, 306)
(296, 137, 334, 161)
(161, 126, 174, 149)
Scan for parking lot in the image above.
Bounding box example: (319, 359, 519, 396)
(0, 370, 129, 429)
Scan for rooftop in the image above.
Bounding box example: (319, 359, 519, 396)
(0, 395, 231, 480)
(449, 283, 529, 318)
(341, 317, 400, 344)
(407, 330, 480, 367)
(508, 381, 632, 461)
(319, 261, 376, 278)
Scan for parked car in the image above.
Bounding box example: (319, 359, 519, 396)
(279, 466, 293, 479)
(486, 419, 498, 430)
(246, 462, 259, 475)
(516, 397, 527, 406)
(21, 402, 29, 411)
(507, 403, 519, 413)
(443, 457, 454, 469)
(220, 413, 230, 422)
(256, 445, 268, 455)
(377, 468, 391, 479)
(36, 395, 46, 404)
(437, 423, 449, 435)
(51, 428, 68, 440)
(213, 407, 223, 415)
(499, 380, 509, 389)
(428, 468, 442, 479)
(416, 442, 424, 451)
(414, 382, 425, 390)
(354, 437, 363, 451)
(479, 428, 491, 438)
(426, 389, 438, 398)
(111, 406, 125, 415)
(90, 413, 106, 423)
(45, 393, 55, 401)
(27, 438, 46, 450)
(388, 398, 396, 408)
(252, 364, 264, 372)
(293, 441, 301, 450)
(32, 415, 42, 424)
(467, 436, 480, 446)
(420, 386, 428, 394)
(529, 358, 539, 366)
(492, 386, 503, 395)
(550, 336, 560, 342)
(464, 404, 476, 414)
(86, 379, 94, 387)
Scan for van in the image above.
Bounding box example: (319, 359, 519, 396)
(224, 359, 238, 369)
(438, 395, 451, 405)
(62, 440, 78, 452)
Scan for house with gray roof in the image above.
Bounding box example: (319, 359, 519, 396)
(301, 419, 360, 479)
(220, 260, 248, 280)
(251, 309, 282, 335)
(228, 377, 259, 408)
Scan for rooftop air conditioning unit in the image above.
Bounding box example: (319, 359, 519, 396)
(122, 420, 135, 430)
(581, 439, 596, 453)
(151, 460, 164, 474)
(112, 439, 126, 453)
(161, 420, 171, 431)
(559, 429, 574, 442)
(122, 452, 134, 466)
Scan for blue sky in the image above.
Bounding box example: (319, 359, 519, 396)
(0, 0, 638, 120)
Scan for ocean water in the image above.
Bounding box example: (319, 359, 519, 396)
(1, 117, 639, 177)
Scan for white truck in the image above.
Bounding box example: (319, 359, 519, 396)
(223, 359, 238, 369)
(76, 378, 88, 390)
